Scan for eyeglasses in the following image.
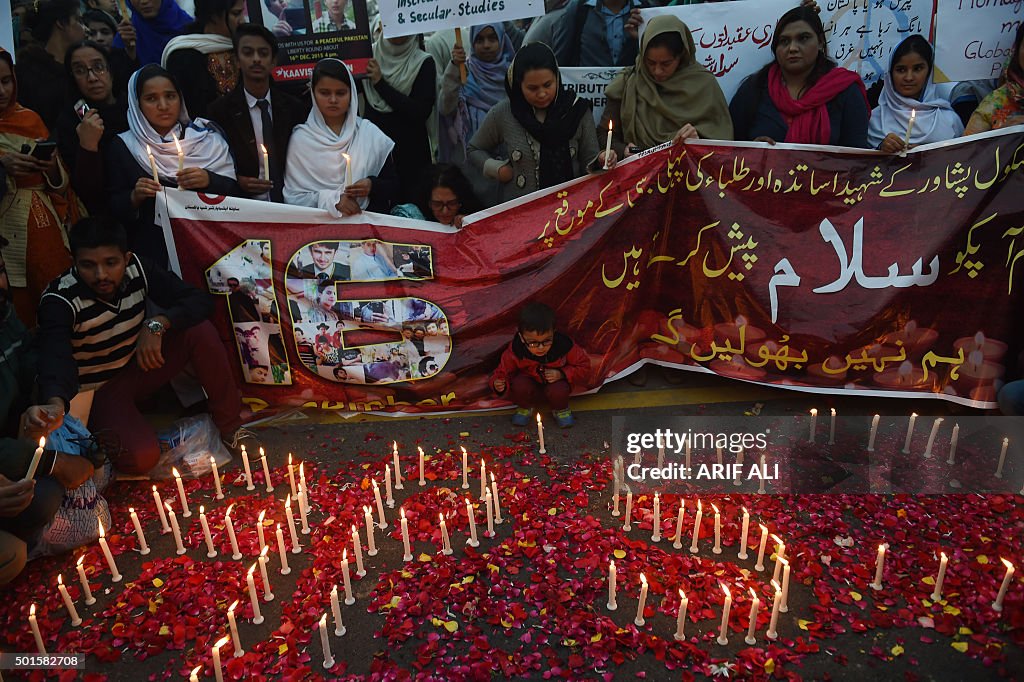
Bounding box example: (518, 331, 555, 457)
(429, 199, 461, 211)
(520, 333, 553, 349)
(71, 62, 108, 78)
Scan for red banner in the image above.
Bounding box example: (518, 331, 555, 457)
(162, 127, 1024, 416)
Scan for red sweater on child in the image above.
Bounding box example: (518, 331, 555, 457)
(490, 332, 590, 393)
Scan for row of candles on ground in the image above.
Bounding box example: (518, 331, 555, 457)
(810, 410, 1017, 485)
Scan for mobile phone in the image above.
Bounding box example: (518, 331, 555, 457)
(30, 141, 57, 161)
(73, 98, 90, 120)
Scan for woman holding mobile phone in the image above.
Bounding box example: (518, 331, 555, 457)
(0, 49, 84, 327)
(56, 41, 129, 215)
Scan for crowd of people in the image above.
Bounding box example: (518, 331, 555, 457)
(1, 0, 1023, 584)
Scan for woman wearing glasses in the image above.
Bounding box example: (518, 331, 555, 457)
(393, 163, 481, 228)
(56, 41, 130, 215)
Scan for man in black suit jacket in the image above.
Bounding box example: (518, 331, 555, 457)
(208, 23, 309, 203)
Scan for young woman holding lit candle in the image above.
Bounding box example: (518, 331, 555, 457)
(106, 64, 240, 267)
(868, 35, 963, 153)
(284, 58, 398, 217)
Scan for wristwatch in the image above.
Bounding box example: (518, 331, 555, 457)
(144, 318, 166, 336)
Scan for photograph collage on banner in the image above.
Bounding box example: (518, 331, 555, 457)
(285, 240, 450, 386)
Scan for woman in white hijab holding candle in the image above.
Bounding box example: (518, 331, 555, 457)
(105, 64, 239, 267)
(284, 58, 398, 217)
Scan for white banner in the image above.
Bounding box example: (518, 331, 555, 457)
(378, 0, 542, 39)
(560, 66, 627, 125)
(934, 1, 1023, 82)
(0, 0, 13, 61)
(640, 0, 933, 102)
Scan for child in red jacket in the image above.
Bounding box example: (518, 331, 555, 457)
(491, 303, 589, 428)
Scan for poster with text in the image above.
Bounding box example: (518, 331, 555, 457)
(934, 0, 1023, 82)
(378, 0, 542, 39)
(560, 67, 627, 126)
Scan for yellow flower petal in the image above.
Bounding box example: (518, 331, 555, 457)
(278, 643, 288, 655)
(977, 555, 989, 565)
(798, 619, 812, 630)
(613, 549, 626, 559)
(152, 578, 164, 588)
(891, 645, 904, 657)
(764, 659, 775, 674)
(850, 591, 862, 601)
(952, 641, 969, 653)
(443, 620, 459, 633)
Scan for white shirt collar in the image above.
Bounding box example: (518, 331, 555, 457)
(244, 88, 273, 110)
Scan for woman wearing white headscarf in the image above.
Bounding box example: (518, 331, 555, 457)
(105, 64, 239, 267)
(363, 17, 435, 203)
(868, 34, 963, 153)
(284, 58, 398, 217)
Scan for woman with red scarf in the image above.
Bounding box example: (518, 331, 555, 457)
(728, 6, 869, 148)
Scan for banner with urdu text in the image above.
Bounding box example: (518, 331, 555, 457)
(162, 127, 1024, 416)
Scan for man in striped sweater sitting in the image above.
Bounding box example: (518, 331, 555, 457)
(35, 218, 255, 476)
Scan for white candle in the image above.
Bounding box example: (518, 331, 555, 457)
(129, 507, 150, 555)
(809, 408, 818, 442)
(947, 424, 960, 465)
(351, 525, 365, 576)
(364, 506, 378, 556)
(766, 580, 782, 640)
(634, 573, 648, 626)
(171, 467, 191, 517)
(607, 559, 617, 611)
(200, 506, 217, 558)
(260, 143, 269, 182)
(227, 600, 243, 657)
(173, 132, 184, 173)
(867, 414, 880, 452)
(439, 513, 453, 555)
(98, 520, 122, 582)
(400, 507, 413, 561)
(651, 492, 661, 543)
(225, 504, 242, 560)
(287, 454, 297, 498)
(418, 447, 426, 487)
(372, 479, 388, 528)
(384, 464, 395, 507)
(490, 473, 503, 524)
(604, 120, 613, 170)
(284, 496, 301, 555)
(829, 408, 837, 445)
(904, 108, 917, 148)
(28, 603, 46, 653)
(341, 549, 354, 604)
(717, 583, 732, 645)
(298, 461, 307, 494)
(275, 524, 291, 574)
(754, 523, 769, 571)
(212, 636, 229, 682)
(757, 454, 767, 495)
(772, 535, 786, 584)
(622, 490, 633, 531)
(611, 457, 621, 517)
(673, 589, 688, 641)
(465, 498, 479, 547)
(902, 413, 918, 453)
(256, 509, 267, 555)
(57, 574, 82, 626)
(738, 507, 750, 560)
(23, 437, 44, 481)
(483, 489, 495, 538)
(260, 449, 273, 493)
(75, 556, 95, 605)
(210, 456, 224, 500)
(689, 499, 703, 554)
(258, 546, 274, 601)
(461, 446, 469, 489)
(330, 585, 346, 636)
(745, 587, 761, 645)
(152, 486, 171, 533)
(931, 551, 949, 602)
(241, 445, 255, 491)
(672, 500, 685, 550)
(190, 665, 201, 682)
(341, 152, 352, 189)
(146, 145, 160, 183)
(779, 558, 792, 612)
(536, 413, 546, 453)
(245, 564, 263, 624)
(924, 417, 943, 458)
(166, 502, 186, 555)
(479, 459, 487, 500)
(993, 558, 1015, 612)
(870, 543, 887, 590)
(392, 442, 403, 490)
(711, 503, 722, 554)
(319, 613, 335, 669)
(995, 438, 1010, 478)
(297, 489, 311, 535)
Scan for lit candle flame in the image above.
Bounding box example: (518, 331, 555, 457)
(258, 510, 265, 521)
(77, 555, 85, 567)
(679, 588, 685, 600)
(439, 513, 444, 523)
(749, 587, 757, 599)
(461, 446, 467, 455)
(696, 499, 702, 511)
(260, 546, 269, 559)
(191, 666, 202, 677)
(259, 446, 265, 458)
(229, 600, 238, 613)
(1002, 557, 1014, 570)
(98, 519, 105, 538)
(58, 573, 64, 586)
(214, 636, 229, 649)
(343, 548, 348, 561)
(173, 134, 183, 157)
(172, 467, 180, 478)
(711, 503, 719, 514)
(200, 505, 205, 515)
(226, 503, 235, 516)
(742, 507, 748, 515)
(418, 446, 424, 455)
(247, 564, 256, 577)
(38, 436, 45, 448)
(940, 551, 947, 560)
(810, 408, 817, 416)
(371, 478, 378, 488)
(771, 579, 780, 593)
(759, 523, 768, 532)
(401, 507, 407, 520)
(640, 573, 647, 585)
(30, 603, 36, 616)
(720, 582, 730, 598)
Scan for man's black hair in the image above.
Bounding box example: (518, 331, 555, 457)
(69, 217, 129, 256)
(518, 302, 556, 333)
(233, 22, 279, 56)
